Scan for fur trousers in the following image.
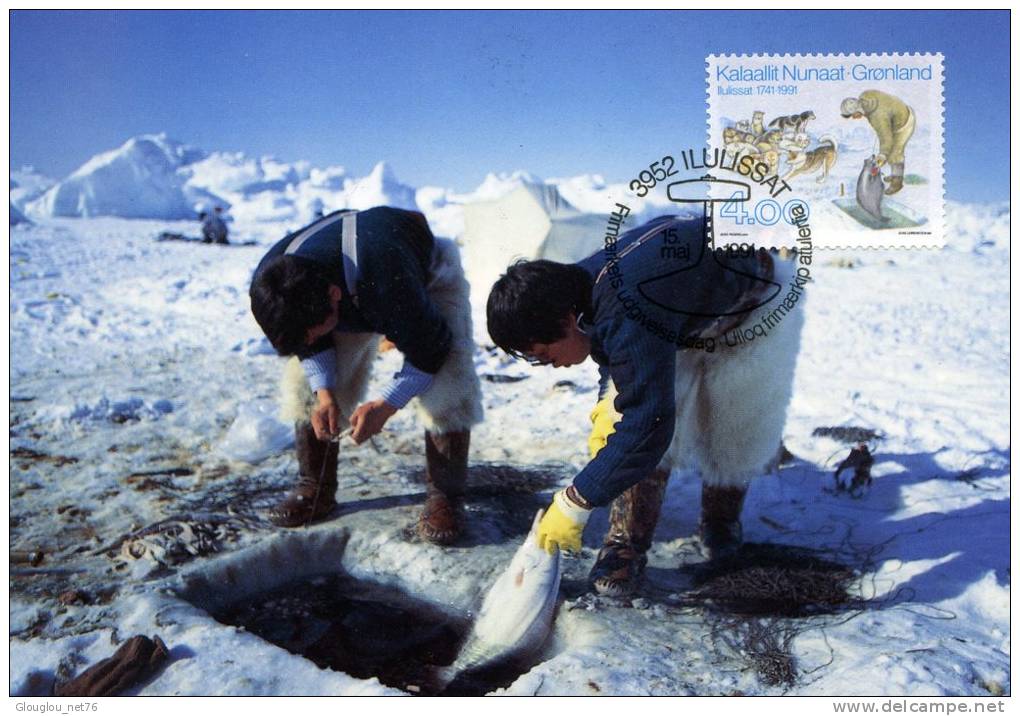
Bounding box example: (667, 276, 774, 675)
(603, 257, 804, 489)
(280, 237, 484, 434)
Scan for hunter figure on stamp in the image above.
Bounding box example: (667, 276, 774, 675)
(840, 89, 916, 195)
(250, 207, 483, 543)
(486, 213, 804, 596)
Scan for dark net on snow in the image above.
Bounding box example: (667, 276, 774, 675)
(811, 426, 882, 443)
(676, 543, 866, 690)
(715, 617, 799, 688)
(675, 539, 960, 691)
(687, 542, 860, 618)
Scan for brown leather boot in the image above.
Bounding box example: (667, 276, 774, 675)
(590, 469, 669, 596)
(418, 430, 469, 545)
(269, 421, 338, 528)
(699, 483, 748, 559)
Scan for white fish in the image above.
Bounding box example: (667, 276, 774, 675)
(437, 510, 562, 687)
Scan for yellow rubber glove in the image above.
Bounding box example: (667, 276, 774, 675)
(537, 488, 592, 554)
(588, 396, 620, 459)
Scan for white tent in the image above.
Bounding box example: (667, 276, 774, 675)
(461, 183, 606, 300)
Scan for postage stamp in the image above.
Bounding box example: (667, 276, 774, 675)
(707, 53, 945, 249)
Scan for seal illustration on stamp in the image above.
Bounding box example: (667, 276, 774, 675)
(708, 53, 945, 248)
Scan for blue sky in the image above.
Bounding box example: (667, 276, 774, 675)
(9, 10, 1009, 201)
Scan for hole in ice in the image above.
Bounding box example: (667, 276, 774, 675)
(213, 573, 460, 693)
(173, 531, 544, 695)
(209, 573, 535, 695)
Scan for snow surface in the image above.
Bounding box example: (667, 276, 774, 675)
(7, 144, 1010, 697)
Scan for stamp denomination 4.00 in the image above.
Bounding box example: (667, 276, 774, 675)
(708, 53, 944, 249)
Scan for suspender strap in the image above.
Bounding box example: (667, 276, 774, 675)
(284, 211, 344, 256)
(283, 210, 360, 302)
(341, 212, 359, 301)
(594, 216, 677, 286)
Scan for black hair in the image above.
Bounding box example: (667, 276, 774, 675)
(486, 259, 592, 357)
(249, 255, 334, 356)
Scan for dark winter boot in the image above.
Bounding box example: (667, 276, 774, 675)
(589, 469, 669, 597)
(269, 421, 338, 528)
(699, 483, 748, 560)
(418, 430, 470, 545)
(884, 163, 905, 195)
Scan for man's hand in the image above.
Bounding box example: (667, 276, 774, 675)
(310, 390, 340, 441)
(536, 488, 592, 554)
(349, 399, 397, 444)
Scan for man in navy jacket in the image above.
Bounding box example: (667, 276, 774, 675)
(251, 207, 482, 542)
(487, 213, 803, 595)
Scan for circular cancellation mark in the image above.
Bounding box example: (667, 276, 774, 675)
(601, 147, 816, 353)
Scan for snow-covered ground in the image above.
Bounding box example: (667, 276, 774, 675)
(8, 147, 1010, 696)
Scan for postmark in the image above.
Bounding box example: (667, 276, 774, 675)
(708, 53, 945, 248)
(600, 145, 815, 353)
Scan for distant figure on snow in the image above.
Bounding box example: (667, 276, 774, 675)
(310, 198, 326, 220)
(199, 206, 229, 244)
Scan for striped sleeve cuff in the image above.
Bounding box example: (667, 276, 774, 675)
(380, 359, 435, 409)
(301, 349, 337, 393)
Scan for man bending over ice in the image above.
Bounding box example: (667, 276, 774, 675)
(486, 213, 804, 596)
(250, 207, 483, 543)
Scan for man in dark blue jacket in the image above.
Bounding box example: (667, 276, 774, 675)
(251, 207, 483, 542)
(487, 213, 803, 595)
